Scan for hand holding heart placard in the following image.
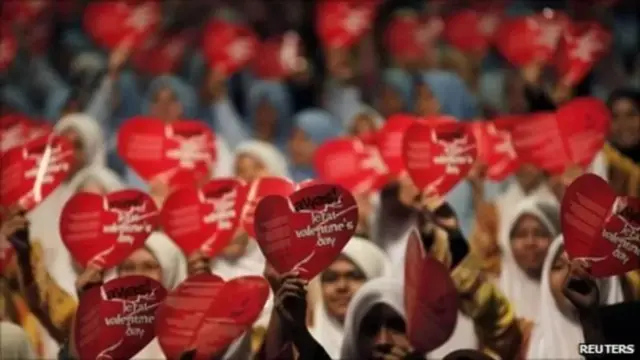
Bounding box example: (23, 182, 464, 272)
(404, 228, 458, 353)
(0, 133, 74, 211)
(60, 190, 159, 269)
(117, 117, 217, 188)
(254, 184, 358, 280)
(161, 179, 247, 257)
(402, 121, 477, 197)
(561, 174, 640, 277)
(155, 273, 269, 360)
(240, 177, 295, 238)
(75, 276, 167, 360)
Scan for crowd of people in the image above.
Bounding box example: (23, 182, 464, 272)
(1, 0, 640, 359)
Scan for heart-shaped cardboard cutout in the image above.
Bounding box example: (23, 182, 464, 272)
(240, 177, 296, 238)
(561, 174, 640, 277)
(117, 117, 217, 188)
(0, 133, 74, 211)
(403, 121, 477, 196)
(404, 228, 458, 353)
(375, 114, 416, 176)
(314, 137, 388, 195)
(161, 179, 247, 257)
(60, 190, 159, 269)
(155, 273, 269, 360)
(75, 276, 167, 360)
(254, 183, 358, 280)
(471, 118, 520, 181)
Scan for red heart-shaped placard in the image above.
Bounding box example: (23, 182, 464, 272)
(75, 276, 167, 360)
(471, 118, 520, 181)
(155, 273, 269, 360)
(403, 121, 477, 196)
(254, 183, 358, 279)
(404, 228, 458, 352)
(385, 12, 430, 62)
(0, 133, 74, 211)
(555, 21, 612, 86)
(60, 190, 159, 269)
(443, 9, 503, 55)
(84, 1, 160, 50)
(1, 114, 53, 154)
(240, 177, 295, 238)
(0, 25, 17, 72)
(202, 20, 258, 76)
(316, 1, 375, 49)
(117, 117, 217, 188)
(132, 30, 193, 75)
(251, 32, 303, 80)
(314, 137, 388, 195)
(510, 98, 609, 174)
(561, 174, 640, 277)
(161, 178, 247, 257)
(495, 10, 570, 67)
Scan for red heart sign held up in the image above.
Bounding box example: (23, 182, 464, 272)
(403, 121, 477, 197)
(84, 1, 160, 50)
(561, 174, 640, 277)
(1, 114, 54, 154)
(471, 118, 520, 181)
(251, 32, 303, 80)
(161, 179, 247, 257)
(60, 190, 159, 269)
(316, 1, 375, 49)
(510, 98, 609, 175)
(132, 30, 194, 76)
(240, 177, 295, 238)
(404, 228, 458, 353)
(555, 21, 612, 86)
(155, 274, 269, 360)
(443, 9, 503, 55)
(202, 20, 258, 76)
(75, 276, 167, 360)
(314, 137, 388, 195)
(191, 276, 270, 360)
(254, 183, 358, 280)
(0, 133, 74, 211)
(117, 117, 217, 188)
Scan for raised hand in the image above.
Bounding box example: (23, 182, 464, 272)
(187, 250, 210, 275)
(274, 271, 308, 329)
(562, 259, 600, 312)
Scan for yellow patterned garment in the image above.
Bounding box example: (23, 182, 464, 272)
(603, 143, 640, 197)
(1, 266, 43, 356)
(16, 241, 77, 343)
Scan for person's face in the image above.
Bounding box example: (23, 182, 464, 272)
(514, 164, 544, 193)
(234, 154, 266, 183)
(254, 99, 278, 141)
(61, 129, 86, 177)
(351, 113, 378, 137)
(118, 248, 163, 283)
(150, 87, 183, 123)
(321, 256, 367, 323)
(610, 97, 640, 149)
(220, 229, 250, 261)
(79, 180, 107, 195)
(287, 127, 315, 166)
(549, 247, 574, 317)
(379, 85, 405, 118)
(510, 214, 553, 278)
(415, 83, 440, 117)
(357, 303, 411, 359)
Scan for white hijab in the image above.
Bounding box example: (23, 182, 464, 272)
(28, 113, 107, 298)
(0, 321, 37, 360)
(339, 278, 407, 360)
(234, 140, 291, 179)
(526, 236, 624, 359)
(309, 237, 392, 359)
(497, 196, 560, 321)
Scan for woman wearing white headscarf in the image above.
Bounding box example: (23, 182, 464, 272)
(525, 236, 624, 359)
(234, 139, 291, 181)
(308, 237, 391, 359)
(496, 197, 560, 322)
